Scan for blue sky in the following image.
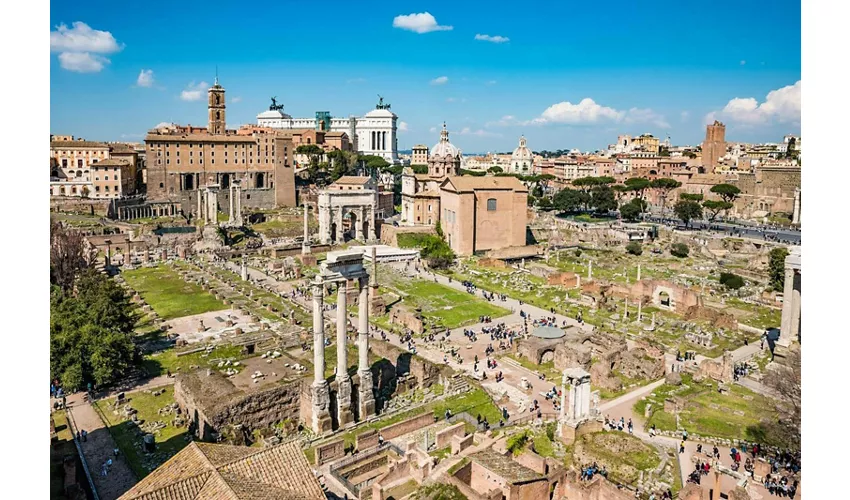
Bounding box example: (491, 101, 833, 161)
(50, 1, 801, 152)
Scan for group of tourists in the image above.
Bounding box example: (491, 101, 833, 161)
(763, 474, 798, 498)
(579, 462, 608, 481)
(603, 415, 632, 433)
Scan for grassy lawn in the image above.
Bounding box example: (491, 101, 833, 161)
(574, 431, 661, 486)
(633, 373, 772, 441)
(377, 269, 510, 330)
(250, 215, 317, 238)
(504, 354, 561, 382)
(142, 344, 250, 377)
(93, 386, 191, 479)
(725, 298, 781, 330)
(123, 265, 225, 320)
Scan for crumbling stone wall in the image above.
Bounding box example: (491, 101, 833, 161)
(369, 339, 449, 389)
(389, 303, 424, 335)
(683, 305, 738, 330)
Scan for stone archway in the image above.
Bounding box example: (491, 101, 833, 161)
(540, 349, 555, 364)
(656, 290, 672, 309)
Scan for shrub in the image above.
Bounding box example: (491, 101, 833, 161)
(719, 272, 745, 290)
(626, 241, 642, 255)
(574, 248, 582, 258)
(506, 430, 530, 455)
(670, 243, 689, 258)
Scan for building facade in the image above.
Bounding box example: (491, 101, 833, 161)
(50, 137, 140, 199)
(411, 144, 429, 165)
(145, 78, 297, 216)
(510, 136, 533, 174)
(401, 123, 461, 225)
(702, 120, 727, 173)
(257, 96, 400, 163)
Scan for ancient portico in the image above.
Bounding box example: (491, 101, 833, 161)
(197, 184, 220, 225)
(558, 367, 601, 444)
(226, 180, 243, 226)
(779, 246, 801, 345)
(318, 177, 378, 245)
(310, 250, 376, 434)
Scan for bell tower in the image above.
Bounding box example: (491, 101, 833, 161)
(208, 75, 226, 135)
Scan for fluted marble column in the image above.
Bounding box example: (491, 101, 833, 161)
(311, 277, 331, 433)
(336, 280, 353, 425)
(358, 276, 376, 418)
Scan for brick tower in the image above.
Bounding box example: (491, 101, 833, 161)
(702, 120, 726, 172)
(208, 76, 226, 135)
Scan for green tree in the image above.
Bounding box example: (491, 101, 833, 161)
(624, 177, 651, 200)
(619, 200, 642, 222)
(710, 183, 742, 204)
(590, 185, 617, 213)
(679, 193, 704, 202)
(719, 272, 745, 290)
(412, 165, 429, 174)
(50, 270, 139, 389)
(702, 199, 734, 221)
(626, 241, 642, 255)
(295, 144, 324, 168)
(553, 188, 589, 213)
(650, 178, 682, 216)
(768, 247, 790, 291)
(487, 166, 503, 174)
(674, 200, 703, 228)
(536, 196, 554, 211)
(670, 243, 690, 258)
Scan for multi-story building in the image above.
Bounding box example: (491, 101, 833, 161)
(144, 78, 297, 217)
(256, 96, 400, 164)
(50, 137, 140, 199)
(411, 144, 429, 166)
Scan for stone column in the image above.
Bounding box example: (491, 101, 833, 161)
(229, 185, 235, 223)
(792, 188, 801, 225)
(311, 278, 331, 434)
(587, 260, 593, 281)
(336, 280, 353, 425)
(779, 265, 795, 344)
(637, 299, 642, 322)
(302, 205, 312, 255)
(234, 182, 242, 225)
(241, 258, 248, 281)
(369, 205, 377, 241)
(356, 206, 365, 241)
(580, 380, 590, 419)
(319, 202, 331, 245)
(569, 382, 578, 420)
(637, 264, 641, 281)
(358, 276, 375, 418)
(791, 271, 801, 342)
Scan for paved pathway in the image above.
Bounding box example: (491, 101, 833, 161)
(66, 393, 137, 500)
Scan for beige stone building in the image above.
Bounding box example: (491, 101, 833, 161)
(411, 143, 429, 165)
(144, 78, 297, 216)
(439, 175, 528, 256)
(702, 120, 727, 173)
(50, 137, 140, 199)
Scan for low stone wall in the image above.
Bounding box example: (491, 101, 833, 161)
(316, 438, 345, 466)
(357, 430, 380, 451)
(435, 422, 466, 449)
(381, 413, 436, 441)
(452, 433, 473, 455)
(369, 339, 449, 389)
(51, 197, 111, 216)
(379, 225, 435, 247)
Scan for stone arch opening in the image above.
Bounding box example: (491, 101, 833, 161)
(659, 291, 671, 308)
(539, 349, 555, 364)
(221, 173, 230, 189)
(256, 172, 265, 188)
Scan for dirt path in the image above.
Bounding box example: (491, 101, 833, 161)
(66, 393, 137, 500)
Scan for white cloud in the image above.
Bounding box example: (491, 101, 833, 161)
(485, 80, 497, 86)
(530, 98, 624, 125)
(707, 81, 801, 125)
(58, 52, 109, 73)
(525, 98, 670, 129)
(153, 122, 174, 129)
(486, 115, 517, 127)
(393, 13, 452, 34)
(231, 96, 242, 103)
(50, 22, 123, 73)
(429, 126, 437, 133)
(180, 81, 209, 102)
(457, 127, 501, 137)
(680, 111, 690, 122)
(136, 69, 154, 87)
(431, 76, 449, 85)
(475, 34, 510, 43)
(624, 107, 670, 128)
(399, 121, 409, 132)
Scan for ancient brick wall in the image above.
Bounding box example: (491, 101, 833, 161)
(50, 198, 111, 216)
(380, 413, 436, 441)
(356, 429, 380, 451)
(316, 438, 345, 465)
(369, 339, 449, 389)
(435, 422, 466, 449)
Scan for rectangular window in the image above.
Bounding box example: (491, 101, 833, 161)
(105, 175, 109, 180)
(62, 159, 68, 167)
(77, 159, 83, 168)
(105, 186, 109, 192)
(95, 186, 100, 192)
(487, 198, 497, 211)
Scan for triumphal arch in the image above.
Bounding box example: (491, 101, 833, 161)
(317, 177, 378, 245)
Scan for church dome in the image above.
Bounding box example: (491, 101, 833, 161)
(430, 122, 460, 158)
(512, 136, 532, 161)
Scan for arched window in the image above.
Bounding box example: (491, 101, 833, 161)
(216, 111, 220, 120)
(215, 94, 220, 105)
(487, 198, 497, 211)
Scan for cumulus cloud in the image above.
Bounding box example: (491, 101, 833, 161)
(153, 122, 174, 129)
(180, 81, 209, 102)
(431, 76, 449, 85)
(58, 52, 109, 73)
(50, 22, 123, 73)
(399, 121, 409, 132)
(136, 69, 154, 87)
(475, 34, 510, 43)
(231, 96, 242, 103)
(706, 81, 801, 125)
(624, 107, 670, 128)
(393, 13, 452, 34)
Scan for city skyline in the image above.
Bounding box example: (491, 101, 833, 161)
(50, 0, 801, 151)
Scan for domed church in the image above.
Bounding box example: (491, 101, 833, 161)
(510, 135, 533, 174)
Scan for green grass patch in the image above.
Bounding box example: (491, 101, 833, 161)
(634, 373, 772, 441)
(574, 431, 661, 486)
(93, 386, 190, 479)
(142, 344, 250, 377)
(123, 265, 225, 320)
(447, 457, 470, 476)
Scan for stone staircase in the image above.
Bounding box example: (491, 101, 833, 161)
(446, 376, 471, 395)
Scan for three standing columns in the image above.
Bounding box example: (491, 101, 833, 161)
(310, 275, 376, 435)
